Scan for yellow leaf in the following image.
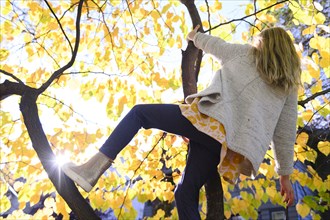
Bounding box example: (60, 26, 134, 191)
(266, 186, 276, 199)
(296, 203, 310, 218)
(292, 18, 300, 25)
(312, 52, 319, 65)
(202, 21, 209, 29)
(311, 80, 322, 94)
(110, 0, 121, 7)
(19, 201, 26, 209)
(296, 132, 309, 146)
(0, 196, 11, 212)
(48, 21, 58, 30)
(313, 12, 326, 25)
(318, 141, 329, 156)
(225, 210, 232, 219)
(312, 175, 324, 191)
(302, 25, 316, 35)
(177, 35, 182, 48)
(161, 3, 171, 14)
(320, 50, 330, 68)
(30, 193, 40, 206)
(144, 25, 150, 35)
(199, 5, 207, 12)
(301, 70, 313, 84)
(214, 1, 222, 10)
(172, 15, 180, 22)
(0, 49, 9, 61)
(26, 47, 34, 57)
(309, 37, 319, 50)
(1, 1, 12, 16)
(56, 197, 70, 219)
(305, 146, 317, 163)
(245, 3, 254, 15)
(168, 37, 175, 47)
(151, 10, 159, 20)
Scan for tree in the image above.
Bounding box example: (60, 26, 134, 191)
(1, 0, 328, 219)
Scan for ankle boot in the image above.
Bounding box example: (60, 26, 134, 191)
(62, 151, 113, 192)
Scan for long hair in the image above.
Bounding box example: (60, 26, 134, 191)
(253, 27, 301, 92)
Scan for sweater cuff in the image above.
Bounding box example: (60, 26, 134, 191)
(276, 166, 294, 176)
(192, 32, 203, 48)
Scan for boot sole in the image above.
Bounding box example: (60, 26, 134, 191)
(62, 163, 93, 192)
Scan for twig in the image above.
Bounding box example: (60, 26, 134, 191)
(124, 0, 138, 36)
(296, 102, 329, 139)
(298, 88, 330, 107)
(118, 132, 167, 219)
(44, 0, 73, 53)
(208, 0, 289, 32)
(205, 0, 212, 33)
(38, 0, 84, 94)
(0, 69, 24, 84)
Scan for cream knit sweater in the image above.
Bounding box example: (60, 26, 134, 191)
(187, 32, 297, 176)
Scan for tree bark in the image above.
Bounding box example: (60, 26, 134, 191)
(180, 1, 225, 219)
(0, 0, 100, 218)
(205, 172, 225, 220)
(19, 88, 100, 220)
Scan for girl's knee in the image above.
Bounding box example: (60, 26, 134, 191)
(130, 104, 146, 118)
(131, 104, 144, 113)
(130, 104, 151, 129)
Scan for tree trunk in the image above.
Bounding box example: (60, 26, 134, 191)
(18, 83, 100, 220)
(205, 172, 225, 220)
(180, 1, 225, 219)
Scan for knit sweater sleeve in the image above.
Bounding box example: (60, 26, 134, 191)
(272, 89, 298, 176)
(193, 32, 243, 64)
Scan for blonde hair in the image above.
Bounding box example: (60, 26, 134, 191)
(253, 27, 301, 92)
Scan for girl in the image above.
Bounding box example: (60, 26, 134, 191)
(62, 26, 301, 219)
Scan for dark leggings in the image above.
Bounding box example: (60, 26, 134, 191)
(100, 104, 221, 220)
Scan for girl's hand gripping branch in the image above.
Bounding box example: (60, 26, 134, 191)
(187, 25, 201, 42)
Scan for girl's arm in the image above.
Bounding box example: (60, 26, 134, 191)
(272, 89, 298, 206)
(187, 25, 245, 64)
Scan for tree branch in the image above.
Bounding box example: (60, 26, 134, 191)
(19, 92, 100, 220)
(38, 0, 84, 94)
(180, 0, 224, 218)
(118, 132, 167, 219)
(208, 0, 289, 32)
(0, 69, 24, 84)
(204, 0, 212, 33)
(0, 80, 27, 101)
(181, 0, 203, 98)
(44, 0, 73, 53)
(298, 88, 330, 107)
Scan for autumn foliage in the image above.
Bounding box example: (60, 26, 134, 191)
(0, 0, 329, 219)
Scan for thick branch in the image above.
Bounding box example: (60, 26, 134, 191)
(0, 80, 27, 101)
(181, 43, 200, 98)
(38, 0, 84, 94)
(181, 0, 204, 98)
(180, 0, 224, 219)
(20, 91, 100, 220)
(205, 172, 224, 220)
(5, 1, 99, 218)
